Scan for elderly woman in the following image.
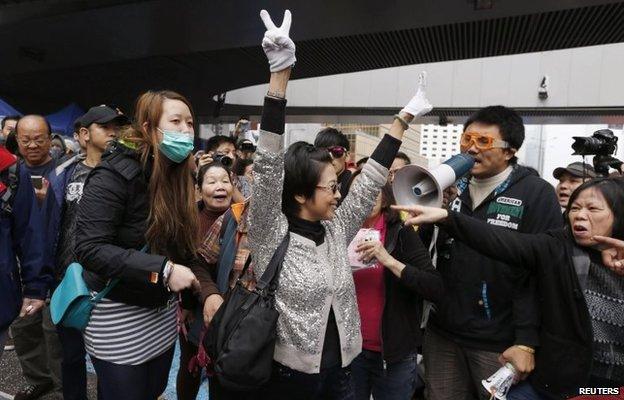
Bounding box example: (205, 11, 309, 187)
(396, 177, 624, 399)
(247, 9, 433, 400)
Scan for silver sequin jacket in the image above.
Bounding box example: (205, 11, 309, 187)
(249, 129, 389, 374)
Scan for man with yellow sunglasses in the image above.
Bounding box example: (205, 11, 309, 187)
(420, 106, 563, 400)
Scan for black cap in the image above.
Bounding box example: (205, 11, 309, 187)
(80, 105, 129, 128)
(553, 162, 597, 179)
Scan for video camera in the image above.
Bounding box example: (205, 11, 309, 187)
(572, 129, 622, 176)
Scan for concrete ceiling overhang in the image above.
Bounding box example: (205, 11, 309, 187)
(1, 0, 624, 116)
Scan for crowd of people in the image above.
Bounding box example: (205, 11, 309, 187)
(0, 8, 623, 400)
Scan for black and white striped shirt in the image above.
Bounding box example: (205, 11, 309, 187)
(84, 296, 178, 365)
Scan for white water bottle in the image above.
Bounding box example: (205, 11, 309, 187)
(481, 362, 517, 400)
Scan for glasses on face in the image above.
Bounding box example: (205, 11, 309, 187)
(18, 137, 49, 147)
(316, 181, 341, 194)
(327, 146, 347, 159)
(460, 132, 510, 151)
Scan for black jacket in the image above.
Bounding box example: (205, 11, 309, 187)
(381, 218, 444, 363)
(443, 212, 595, 399)
(75, 143, 173, 308)
(423, 165, 563, 352)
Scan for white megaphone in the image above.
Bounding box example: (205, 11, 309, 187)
(393, 154, 475, 207)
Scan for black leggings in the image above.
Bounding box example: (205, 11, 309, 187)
(176, 333, 202, 400)
(91, 346, 174, 400)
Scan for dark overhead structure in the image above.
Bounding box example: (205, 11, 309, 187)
(1, 0, 624, 118)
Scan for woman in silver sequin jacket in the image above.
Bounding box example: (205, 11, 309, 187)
(247, 9, 434, 399)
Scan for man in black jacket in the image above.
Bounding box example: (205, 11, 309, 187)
(422, 106, 563, 400)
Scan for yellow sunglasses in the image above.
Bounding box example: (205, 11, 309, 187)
(460, 132, 510, 151)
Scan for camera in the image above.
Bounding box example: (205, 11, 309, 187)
(213, 152, 233, 167)
(572, 129, 618, 156)
(571, 129, 622, 176)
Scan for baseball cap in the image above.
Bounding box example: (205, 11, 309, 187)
(553, 162, 597, 179)
(80, 105, 129, 128)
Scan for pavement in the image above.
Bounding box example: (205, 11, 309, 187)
(0, 341, 209, 400)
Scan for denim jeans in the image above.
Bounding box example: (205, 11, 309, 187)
(507, 381, 548, 400)
(351, 349, 420, 400)
(262, 362, 355, 400)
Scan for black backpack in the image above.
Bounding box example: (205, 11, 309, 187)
(204, 233, 290, 391)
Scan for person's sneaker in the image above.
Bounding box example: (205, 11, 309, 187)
(3, 336, 14, 351)
(14, 383, 52, 400)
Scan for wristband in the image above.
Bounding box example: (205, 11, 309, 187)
(515, 345, 535, 354)
(267, 90, 286, 99)
(393, 114, 409, 131)
(163, 261, 174, 289)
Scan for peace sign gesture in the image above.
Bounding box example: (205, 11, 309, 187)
(260, 9, 296, 72)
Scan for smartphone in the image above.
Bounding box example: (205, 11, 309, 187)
(31, 175, 43, 190)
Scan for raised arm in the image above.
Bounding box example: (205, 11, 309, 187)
(394, 205, 557, 272)
(248, 10, 295, 275)
(335, 73, 433, 243)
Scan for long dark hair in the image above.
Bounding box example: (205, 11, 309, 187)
(566, 176, 624, 240)
(121, 90, 199, 260)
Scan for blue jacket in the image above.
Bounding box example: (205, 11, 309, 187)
(0, 162, 53, 331)
(43, 155, 83, 279)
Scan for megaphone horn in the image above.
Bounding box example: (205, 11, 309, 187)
(392, 154, 474, 207)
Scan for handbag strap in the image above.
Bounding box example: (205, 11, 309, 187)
(255, 233, 290, 293)
(92, 278, 120, 302)
(91, 245, 148, 302)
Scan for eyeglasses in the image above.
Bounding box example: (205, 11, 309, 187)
(316, 182, 341, 194)
(460, 132, 510, 151)
(327, 146, 347, 159)
(18, 138, 49, 147)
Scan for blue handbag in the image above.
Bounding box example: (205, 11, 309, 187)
(50, 262, 119, 331)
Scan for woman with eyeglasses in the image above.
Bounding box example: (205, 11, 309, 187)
(396, 176, 624, 399)
(248, 9, 433, 399)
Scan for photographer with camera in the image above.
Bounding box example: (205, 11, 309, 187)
(198, 135, 237, 169)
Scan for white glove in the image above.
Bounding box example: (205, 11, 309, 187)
(260, 9, 296, 72)
(401, 71, 433, 118)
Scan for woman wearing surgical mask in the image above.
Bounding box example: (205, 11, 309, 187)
(75, 90, 218, 400)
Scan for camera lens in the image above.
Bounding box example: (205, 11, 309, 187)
(219, 155, 233, 167)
